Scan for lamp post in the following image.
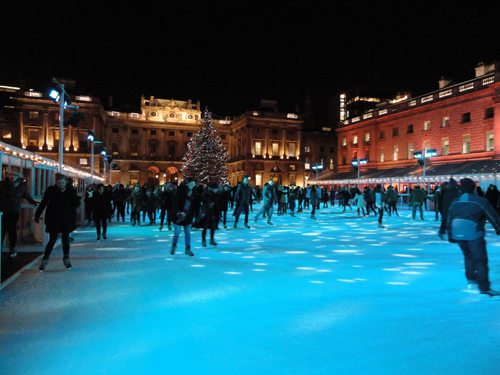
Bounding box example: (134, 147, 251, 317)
(413, 149, 437, 192)
(87, 130, 101, 184)
(351, 158, 368, 188)
(312, 163, 323, 185)
(49, 82, 65, 173)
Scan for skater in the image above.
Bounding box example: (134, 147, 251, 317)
(171, 177, 196, 257)
(353, 187, 365, 216)
(197, 182, 220, 247)
(254, 179, 275, 225)
(114, 184, 127, 222)
(409, 185, 428, 220)
(447, 178, 500, 299)
(125, 184, 144, 226)
(289, 184, 298, 217)
(92, 184, 112, 240)
(234, 175, 257, 228)
(385, 185, 399, 216)
(374, 184, 386, 228)
(341, 187, 352, 212)
(0, 170, 38, 257)
(158, 184, 175, 231)
(220, 184, 231, 228)
(35, 174, 81, 271)
(310, 185, 318, 219)
(84, 184, 94, 227)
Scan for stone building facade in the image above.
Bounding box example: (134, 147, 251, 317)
(336, 62, 500, 173)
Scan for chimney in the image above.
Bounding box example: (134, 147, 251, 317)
(438, 77, 453, 89)
(475, 62, 496, 77)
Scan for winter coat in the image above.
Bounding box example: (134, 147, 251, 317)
(385, 188, 398, 203)
(441, 184, 460, 218)
(220, 189, 231, 212)
(355, 193, 364, 209)
(92, 192, 113, 220)
(310, 188, 318, 205)
(125, 189, 143, 212)
(280, 188, 289, 204)
(409, 186, 428, 204)
(0, 179, 37, 213)
(262, 184, 275, 208)
(447, 193, 500, 242)
(35, 185, 81, 233)
(289, 188, 298, 202)
(195, 189, 219, 228)
(235, 184, 255, 206)
(174, 184, 196, 226)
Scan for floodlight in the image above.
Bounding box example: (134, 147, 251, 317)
(86, 130, 95, 142)
(64, 109, 84, 127)
(413, 151, 423, 159)
(49, 89, 60, 101)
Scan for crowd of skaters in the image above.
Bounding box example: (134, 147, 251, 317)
(1, 170, 500, 299)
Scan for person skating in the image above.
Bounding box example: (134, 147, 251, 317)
(92, 184, 112, 240)
(374, 184, 386, 228)
(353, 187, 365, 217)
(0, 170, 38, 257)
(125, 184, 143, 226)
(409, 185, 428, 220)
(254, 179, 275, 225)
(84, 184, 94, 227)
(197, 182, 220, 247)
(385, 185, 399, 216)
(171, 178, 196, 257)
(35, 174, 81, 271)
(310, 185, 318, 219)
(233, 175, 257, 228)
(447, 178, 500, 300)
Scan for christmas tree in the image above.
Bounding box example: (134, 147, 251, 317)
(181, 107, 229, 186)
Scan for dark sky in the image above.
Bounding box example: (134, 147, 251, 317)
(1, 1, 499, 122)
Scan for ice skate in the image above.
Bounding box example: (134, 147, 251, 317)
(210, 239, 218, 246)
(63, 257, 72, 270)
(480, 290, 500, 301)
(39, 258, 49, 271)
(185, 246, 194, 257)
(170, 244, 176, 255)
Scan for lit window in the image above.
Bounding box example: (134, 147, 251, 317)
(2, 129, 12, 138)
(424, 141, 430, 153)
(342, 138, 347, 146)
(329, 159, 334, 170)
(29, 111, 38, 119)
(442, 116, 450, 127)
(442, 138, 449, 155)
(408, 143, 413, 159)
(353, 135, 358, 145)
(255, 141, 262, 156)
(272, 143, 279, 156)
(424, 121, 431, 131)
(462, 135, 471, 154)
(393, 145, 398, 161)
(381, 148, 385, 162)
(486, 132, 494, 151)
(305, 146, 310, 153)
(255, 174, 262, 186)
(365, 133, 370, 142)
(288, 143, 296, 157)
(80, 158, 88, 165)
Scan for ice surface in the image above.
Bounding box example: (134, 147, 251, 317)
(1, 205, 500, 374)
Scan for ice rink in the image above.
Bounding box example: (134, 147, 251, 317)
(1, 205, 500, 375)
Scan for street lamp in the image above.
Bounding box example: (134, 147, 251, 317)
(413, 149, 437, 191)
(312, 164, 323, 185)
(352, 158, 368, 188)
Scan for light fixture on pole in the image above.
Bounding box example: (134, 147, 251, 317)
(352, 158, 368, 188)
(413, 149, 437, 191)
(87, 130, 100, 184)
(49, 79, 82, 173)
(312, 163, 323, 185)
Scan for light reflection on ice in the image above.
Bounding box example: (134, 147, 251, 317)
(387, 282, 408, 285)
(392, 254, 417, 258)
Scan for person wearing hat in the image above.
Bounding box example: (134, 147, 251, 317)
(35, 173, 81, 270)
(446, 178, 500, 300)
(0, 170, 38, 257)
(438, 178, 461, 239)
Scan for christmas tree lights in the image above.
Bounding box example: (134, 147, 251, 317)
(181, 107, 229, 186)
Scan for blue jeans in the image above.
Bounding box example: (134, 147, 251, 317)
(173, 224, 191, 247)
(458, 237, 490, 292)
(412, 202, 424, 219)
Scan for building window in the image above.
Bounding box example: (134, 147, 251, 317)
(79, 158, 88, 165)
(424, 141, 430, 153)
(289, 143, 296, 157)
(365, 133, 370, 142)
(392, 128, 399, 137)
(169, 131, 175, 136)
(255, 174, 263, 186)
(342, 138, 347, 147)
(168, 145, 176, 157)
(442, 117, 450, 127)
(462, 112, 471, 123)
(408, 143, 414, 159)
(55, 113, 59, 120)
(330, 147, 334, 153)
(131, 129, 138, 135)
(290, 174, 296, 185)
(150, 144, 157, 156)
(320, 146, 325, 152)
(150, 130, 157, 135)
(353, 150, 357, 160)
(381, 148, 385, 162)
(29, 129, 39, 146)
(442, 138, 449, 156)
(2, 129, 11, 138)
(187, 132, 193, 137)
(329, 159, 334, 169)
(112, 128, 119, 133)
(462, 135, 471, 154)
(424, 121, 431, 131)
(407, 125, 413, 134)
(290, 165, 296, 171)
(29, 111, 38, 119)
(221, 134, 226, 140)
(393, 145, 398, 161)
(486, 131, 494, 151)
(112, 143, 119, 155)
(379, 131, 385, 139)
(130, 143, 138, 157)
(353, 135, 358, 145)
(305, 146, 311, 152)
(255, 141, 262, 156)
(305, 161, 311, 169)
(485, 107, 494, 119)
(365, 150, 370, 162)
(272, 143, 279, 156)
(342, 154, 346, 165)
(272, 129, 278, 134)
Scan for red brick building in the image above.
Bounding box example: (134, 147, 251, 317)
(329, 62, 500, 190)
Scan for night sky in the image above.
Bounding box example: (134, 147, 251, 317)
(1, 1, 499, 123)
